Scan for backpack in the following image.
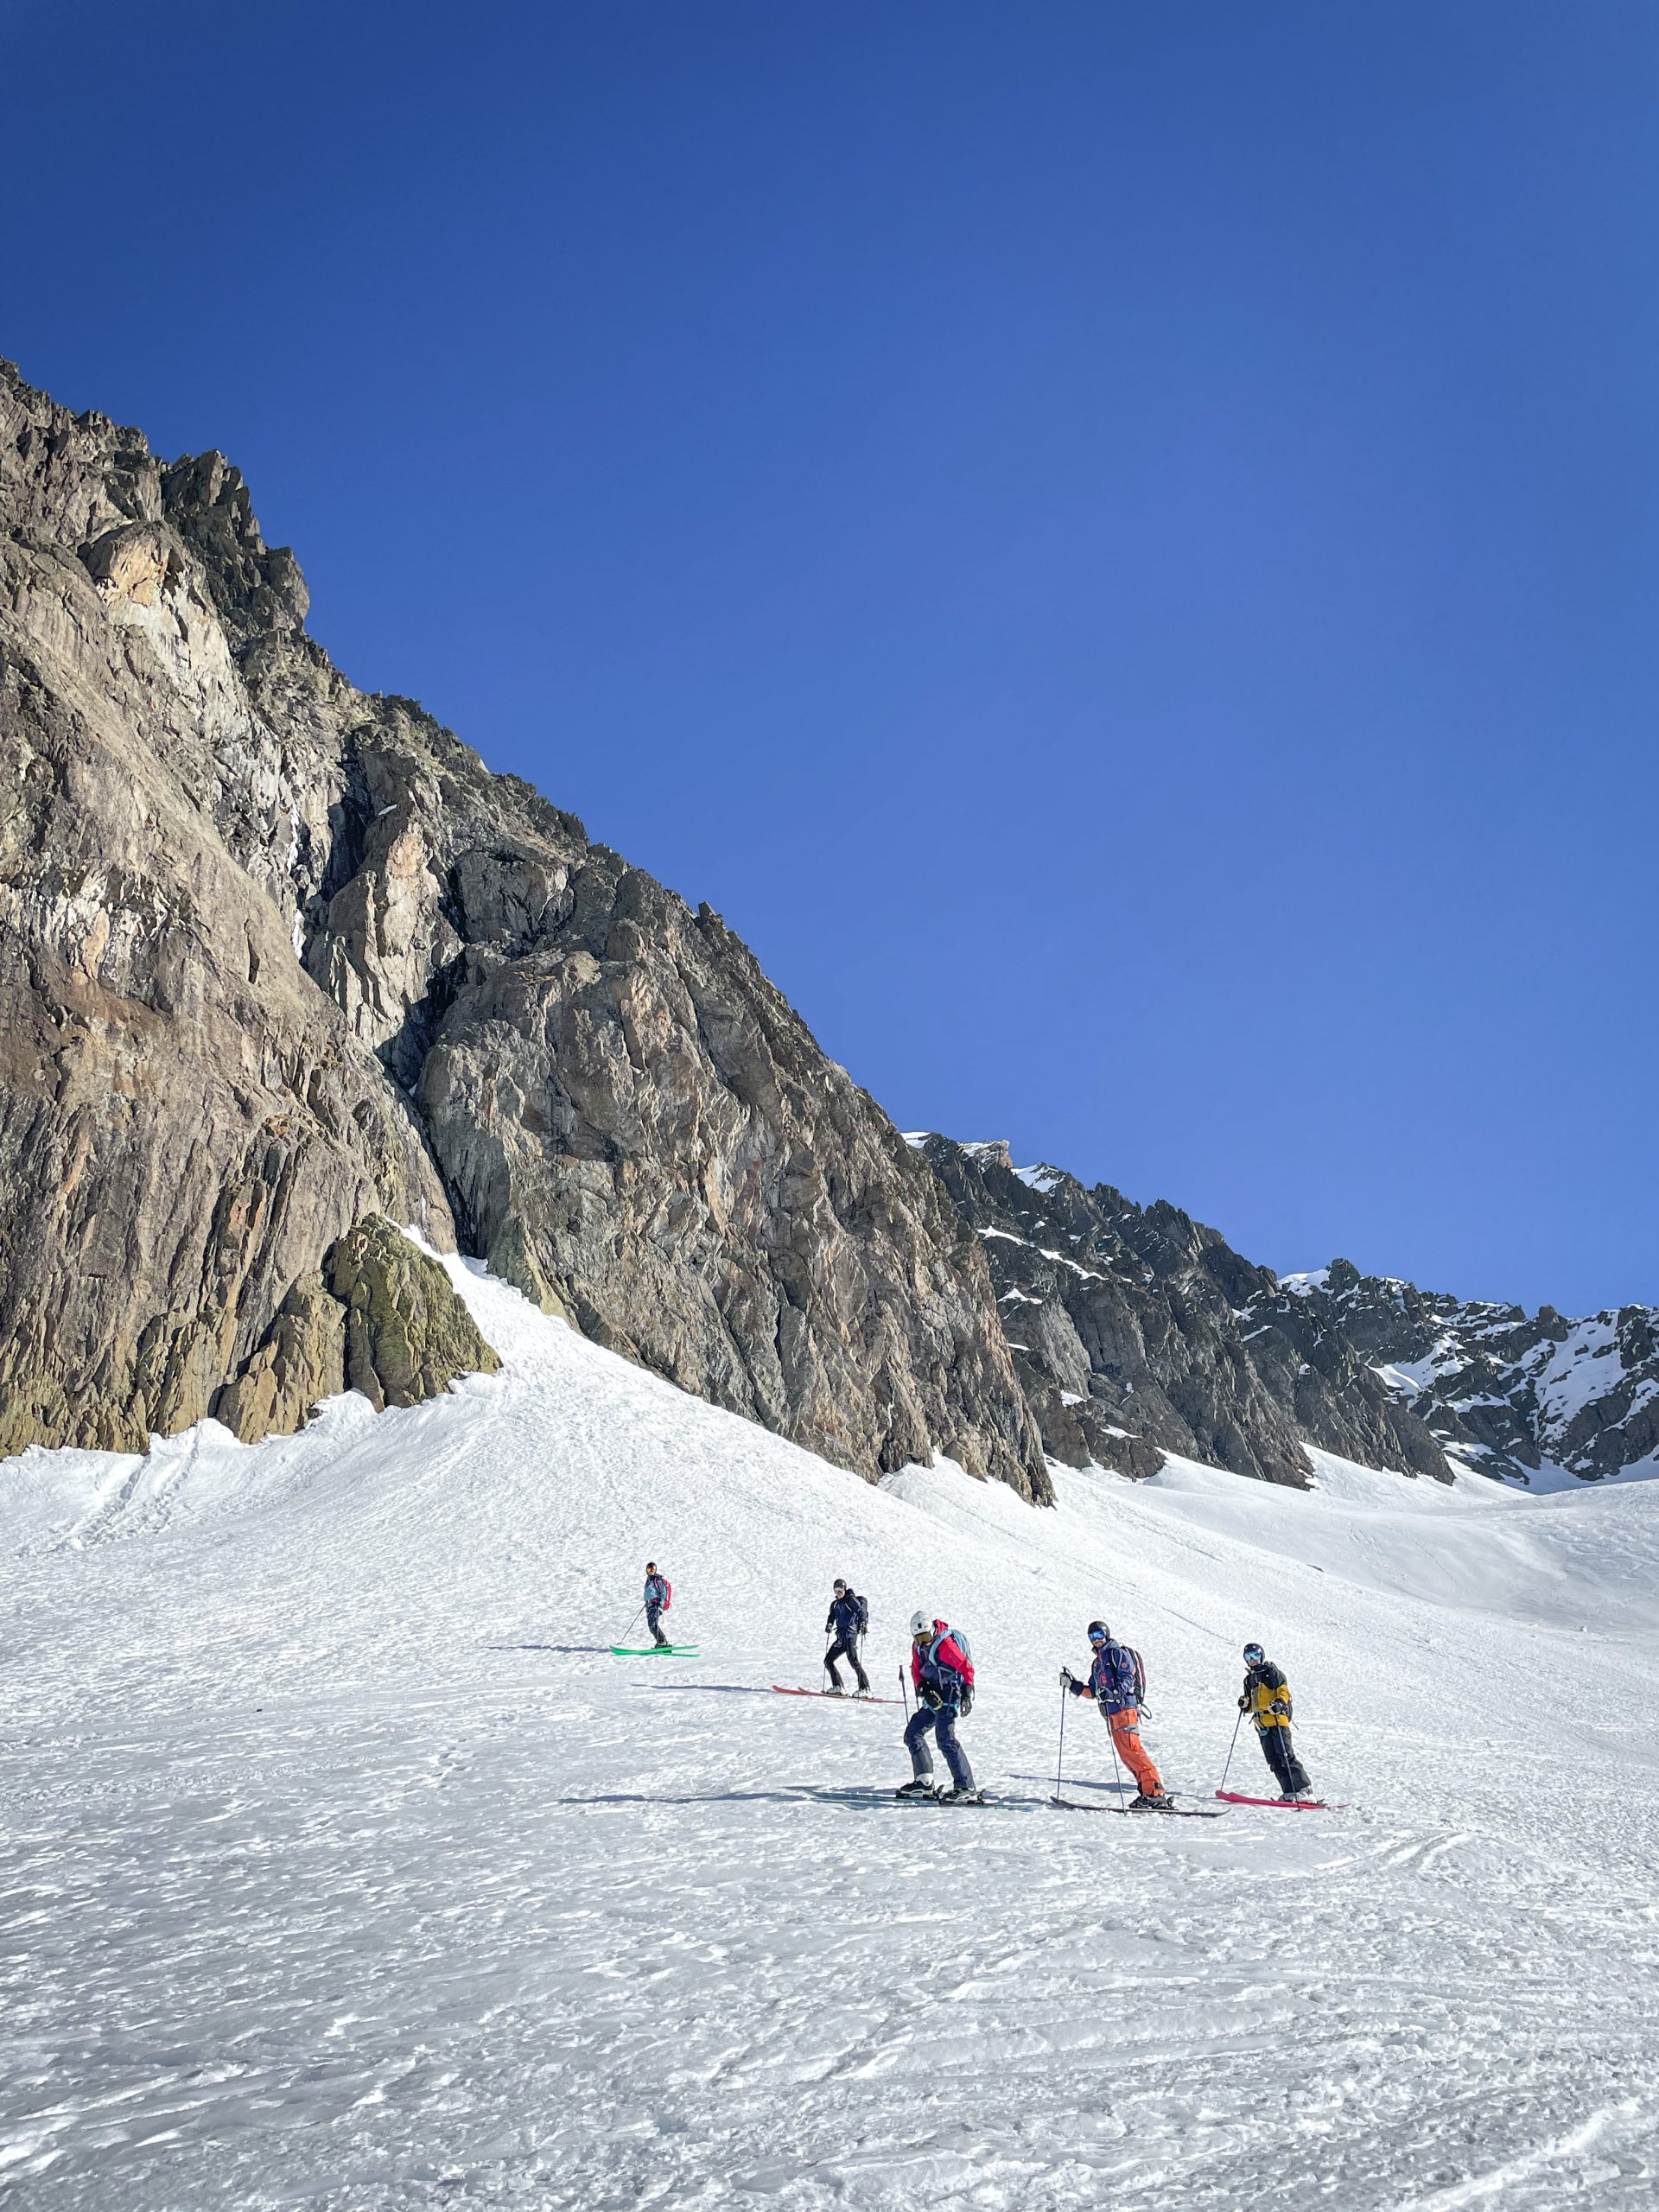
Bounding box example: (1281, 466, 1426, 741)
(1096, 1641, 1144, 1705)
(652, 1575, 671, 1607)
(850, 1594, 869, 1634)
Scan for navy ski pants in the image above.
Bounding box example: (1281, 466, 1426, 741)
(824, 1635, 869, 1692)
(1258, 1725, 1311, 1796)
(906, 1702, 975, 1791)
(645, 1601, 669, 1648)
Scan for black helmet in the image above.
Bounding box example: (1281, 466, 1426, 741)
(832, 1578, 847, 1592)
(1243, 1641, 1265, 1667)
(646, 1560, 658, 1573)
(1087, 1619, 1110, 1643)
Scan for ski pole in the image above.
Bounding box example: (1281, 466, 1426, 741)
(899, 1664, 911, 1718)
(616, 1603, 645, 1644)
(1055, 1680, 1068, 1800)
(1218, 1708, 1244, 1795)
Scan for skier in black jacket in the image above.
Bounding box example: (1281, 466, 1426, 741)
(823, 1578, 871, 1694)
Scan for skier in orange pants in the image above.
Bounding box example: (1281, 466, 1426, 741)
(1062, 1620, 1171, 1810)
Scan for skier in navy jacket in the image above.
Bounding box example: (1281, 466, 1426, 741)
(823, 1578, 870, 1694)
(899, 1612, 980, 1802)
(643, 1563, 671, 1649)
(1063, 1619, 1170, 1809)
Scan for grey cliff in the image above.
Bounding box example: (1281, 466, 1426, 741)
(0, 363, 1046, 1497)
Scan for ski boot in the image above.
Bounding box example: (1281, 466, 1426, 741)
(894, 1777, 938, 1800)
(938, 1785, 985, 1806)
(823, 1685, 844, 1697)
(1128, 1791, 1173, 1813)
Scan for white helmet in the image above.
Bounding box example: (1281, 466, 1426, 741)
(910, 1610, 934, 1637)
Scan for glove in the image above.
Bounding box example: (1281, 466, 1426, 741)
(958, 1688, 974, 1719)
(1237, 1693, 1250, 1712)
(1269, 1699, 1289, 1719)
(921, 1684, 944, 1710)
(1061, 1667, 1076, 1689)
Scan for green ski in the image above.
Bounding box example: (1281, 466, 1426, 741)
(610, 1643, 701, 1656)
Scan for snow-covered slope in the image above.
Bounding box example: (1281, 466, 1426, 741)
(4, 1261, 1659, 2208)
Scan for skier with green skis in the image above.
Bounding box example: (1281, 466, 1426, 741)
(643, 1562, 672, 1649)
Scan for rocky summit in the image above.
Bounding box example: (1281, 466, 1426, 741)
(1, 360, 1646, 1498)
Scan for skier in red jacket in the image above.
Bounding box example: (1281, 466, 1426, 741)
(899, 1611, 980, 1803)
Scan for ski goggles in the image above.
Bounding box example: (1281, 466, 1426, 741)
(1243, 1643, 1265, 1666)
(1088, 1627, 1109, 1645)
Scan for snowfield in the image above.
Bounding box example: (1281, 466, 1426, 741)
(3, 1259, 1658, 2209)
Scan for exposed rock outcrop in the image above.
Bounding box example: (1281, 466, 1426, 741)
(0, 361, 1046, 1495)
(915, 1136, 1451, 1489)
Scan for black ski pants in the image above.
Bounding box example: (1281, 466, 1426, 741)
(1257, 1724, 1311, 1796)
(824, 1634, 869, 1692)
(906, 1702, 975, 1791)
(645, 1600, 669, 1648)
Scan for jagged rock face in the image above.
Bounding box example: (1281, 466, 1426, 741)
(0, 380, 455, 1453)
(1255, 1262, 1659, 1484)
(916, 1137, 1452, 1489)
(0, 362, 1046, 1497)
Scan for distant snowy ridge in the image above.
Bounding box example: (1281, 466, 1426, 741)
(914, 1135, 1656, 1491)
(1246, 1258, 1659, 1488)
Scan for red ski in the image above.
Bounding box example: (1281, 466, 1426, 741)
(1215, 1790, 1339, 1809)
(771, 1686, 903, 1705)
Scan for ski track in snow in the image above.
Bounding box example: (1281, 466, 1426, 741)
(3, 1260, 1658, 2209)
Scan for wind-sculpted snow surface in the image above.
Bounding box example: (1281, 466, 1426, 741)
(3, 1263, 1659, 2208)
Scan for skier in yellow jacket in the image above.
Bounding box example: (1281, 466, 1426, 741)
(1239, 1642, 1313, 1800)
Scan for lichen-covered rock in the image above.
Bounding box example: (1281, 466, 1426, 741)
(325, 1217, 499, 1412)
(215, 1275, 347, 1443)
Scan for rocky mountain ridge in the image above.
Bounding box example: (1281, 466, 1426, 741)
(3, 359, 1642, 1500)
(917, 1136, 1656, 1489)
(1257, 1262, 1658, 1485)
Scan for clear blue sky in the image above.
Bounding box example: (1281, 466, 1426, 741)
(6, 2, 1655, 1315)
